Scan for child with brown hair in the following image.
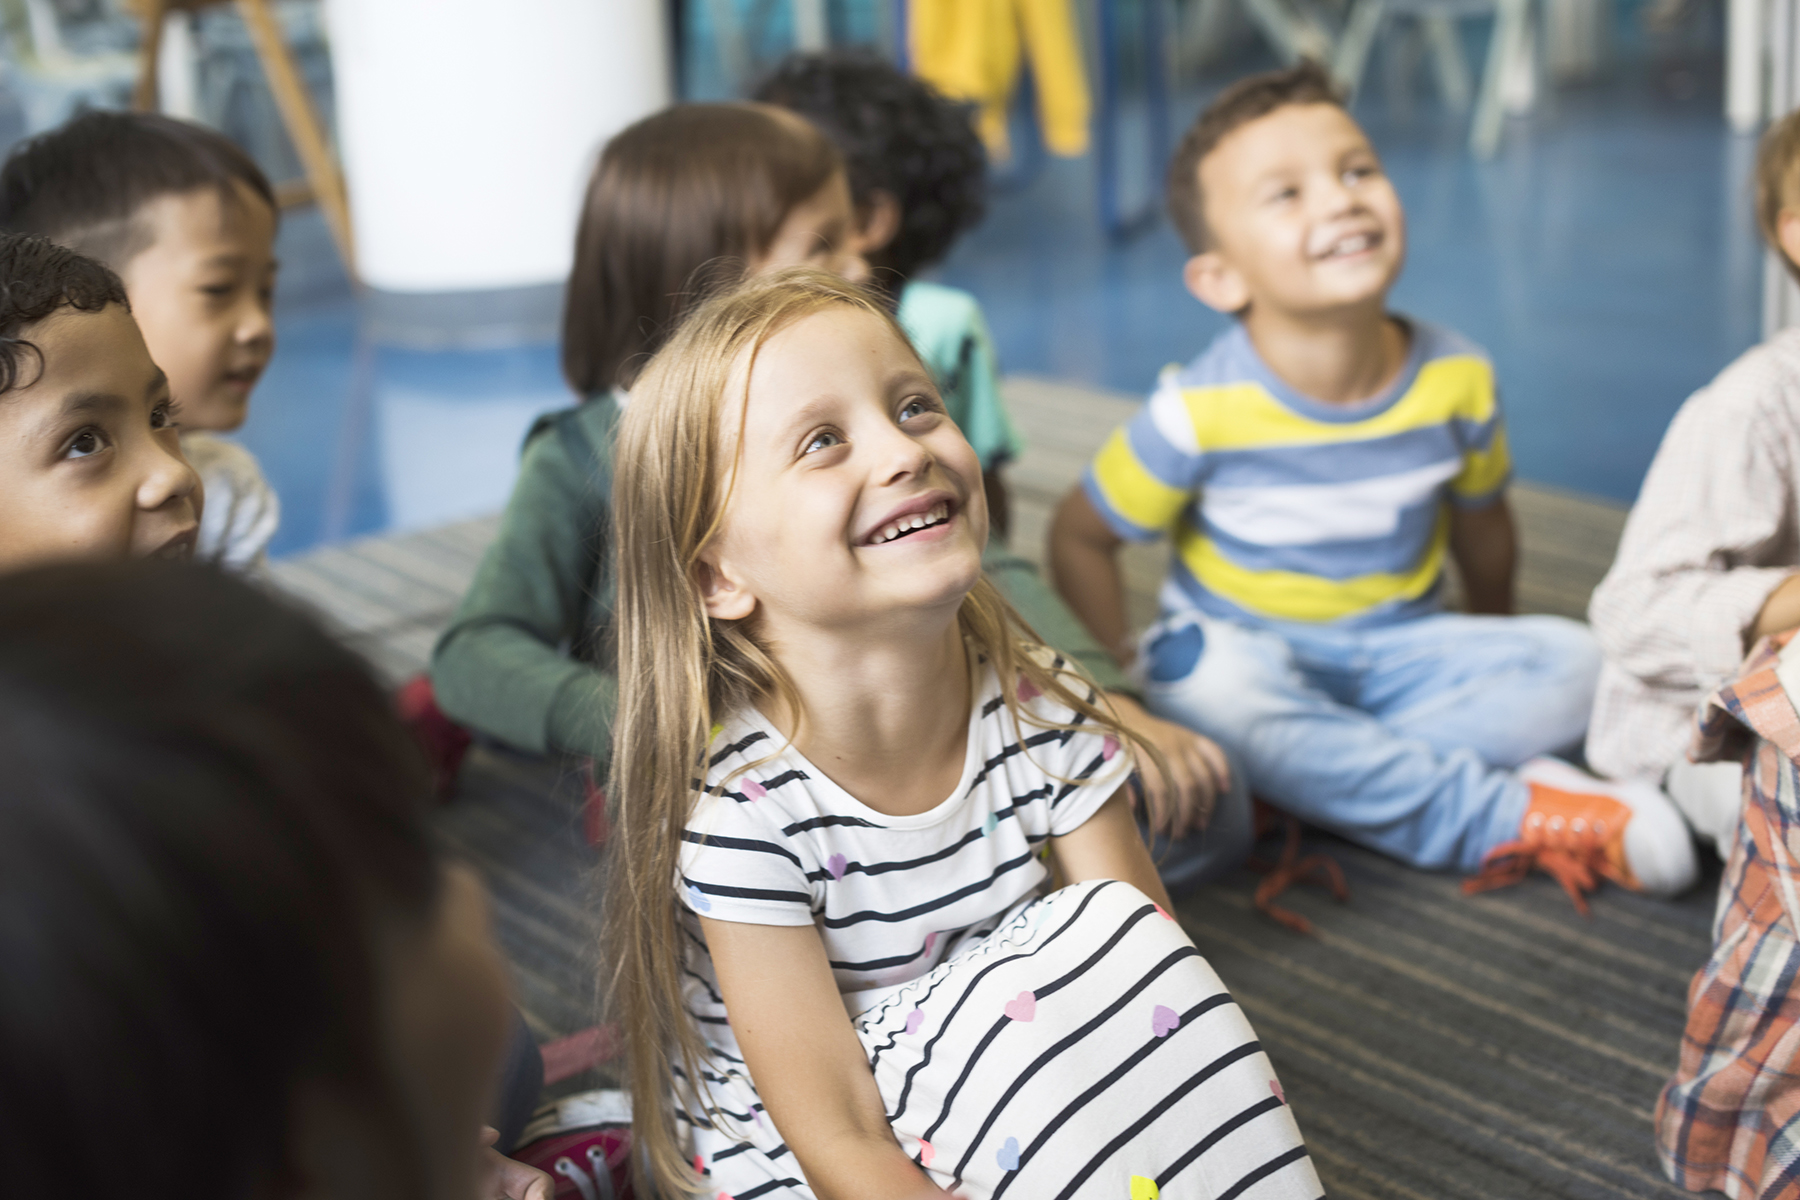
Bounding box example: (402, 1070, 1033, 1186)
(429, 102, 866, 762)
(0, 111, 279, 570)
(1588, 109, 1800, 853)
(604, 267, 1317, 1200)
(1051, 61, 1696, 910)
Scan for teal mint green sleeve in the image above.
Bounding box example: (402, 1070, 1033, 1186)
(982, 542, 1132, 694)
(429, 406, 616, 759)
(955, 303, 1023, 469)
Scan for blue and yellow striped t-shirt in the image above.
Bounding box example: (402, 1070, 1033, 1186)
(1084, 319, 1510, 628)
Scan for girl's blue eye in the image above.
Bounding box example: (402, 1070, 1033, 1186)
(804, 430, 843, 454)
(898, 398, 932, 422)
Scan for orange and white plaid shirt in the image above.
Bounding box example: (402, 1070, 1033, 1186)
(1657, 630, 1800, 1198)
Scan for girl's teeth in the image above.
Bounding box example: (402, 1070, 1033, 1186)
(868, 503, 951, 545)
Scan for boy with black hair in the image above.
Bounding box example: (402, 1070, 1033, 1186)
(757, 51, 1020, 534)
(1051, 62, 1697, 910)
(0, 232, 199, 569)
(0, 110, 279, 570)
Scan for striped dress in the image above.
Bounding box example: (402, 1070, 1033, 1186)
(675, 655, 1321, 1199)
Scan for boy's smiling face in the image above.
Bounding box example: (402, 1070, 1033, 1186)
(1184, 103, 1405, 319)
(0, 303, 200, 570)
(117, 179, 277, 433)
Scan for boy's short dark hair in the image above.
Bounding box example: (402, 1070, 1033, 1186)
(0, 110, 276, 271)
(0, 232, 128, 395)
(756, 50, 986, 280)
(1166, 61, 1345, 254)
(1758, 108, 1800, 282)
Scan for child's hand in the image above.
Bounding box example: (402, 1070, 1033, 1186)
(1107, 693, 1230, 840)
(479, 1126, 554, 1200)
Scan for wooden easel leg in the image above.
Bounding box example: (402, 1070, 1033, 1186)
(134, 0, 168, 112)
(234, 0, 356, 282)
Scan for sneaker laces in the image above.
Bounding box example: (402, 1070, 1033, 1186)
(1462, 786, 1631, 917)
(1247, 801, 1349, 935)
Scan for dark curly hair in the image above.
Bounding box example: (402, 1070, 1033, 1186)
(0, 232, 128, 396)
(756, 50, 986, 282)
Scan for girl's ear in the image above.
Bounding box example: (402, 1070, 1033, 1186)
(1183, 252, 1250, 315)
(696, 555, 757, 622)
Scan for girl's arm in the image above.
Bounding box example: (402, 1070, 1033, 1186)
(700, 917, 950, 1200)
(1049, 789, 1175, 911)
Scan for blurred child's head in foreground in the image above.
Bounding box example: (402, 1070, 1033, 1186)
(0, 561, 511, 1199)
(1167, 61, 1405, 321)
(1758, 108, 1800, 280)
(562, 101, 865, 397)
(0, 111, 278, 433)
(0, 233, 198, 570)
(756, 50, 987, 287)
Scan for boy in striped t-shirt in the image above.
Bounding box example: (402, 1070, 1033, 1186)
(1050, 63, 1697, 908)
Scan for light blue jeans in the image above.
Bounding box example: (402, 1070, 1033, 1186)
(1135, 610, 1601, 874)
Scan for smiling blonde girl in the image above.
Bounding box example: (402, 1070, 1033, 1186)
(605, 269, 1318, 1200)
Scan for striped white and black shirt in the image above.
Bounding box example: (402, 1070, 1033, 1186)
(678, 654, 1131, 1038)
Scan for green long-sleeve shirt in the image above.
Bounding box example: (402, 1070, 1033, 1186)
(430, 396, 1128, 761)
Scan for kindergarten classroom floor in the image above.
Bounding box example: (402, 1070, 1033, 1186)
(228, 45, 1758, 560)
(270, 377, 1715, 1200)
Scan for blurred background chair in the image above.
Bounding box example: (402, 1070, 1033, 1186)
(0, 0, 136, 134)
(1330, 0, 1536, 156)
(129, 0, 352, 278)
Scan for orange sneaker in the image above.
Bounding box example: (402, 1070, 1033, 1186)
(1463, 758, 1697, 914)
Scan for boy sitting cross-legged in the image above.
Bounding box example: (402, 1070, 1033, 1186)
(1049, 62, 1697, 908)
(0, 232, 200, 570)
(0, 111, 279, 570)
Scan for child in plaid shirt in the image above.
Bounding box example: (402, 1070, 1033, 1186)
(1657, 631, 1800, 1197)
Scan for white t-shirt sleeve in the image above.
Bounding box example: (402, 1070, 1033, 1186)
(183, 432, 281, 571)
(677, 788, 821, 927)
(1012, 652, 1135, 837)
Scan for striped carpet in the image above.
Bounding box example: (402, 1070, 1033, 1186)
(269, 377, 1718, 1199)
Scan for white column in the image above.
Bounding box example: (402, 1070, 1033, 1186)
(1728, 0, 1767, 134)
(322, 0, 671, 295)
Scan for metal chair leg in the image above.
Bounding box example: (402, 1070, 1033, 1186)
(1332, 0, 1386, 97)
(1471, 0, 1527, 156)
(1424, 13, 1472, 112)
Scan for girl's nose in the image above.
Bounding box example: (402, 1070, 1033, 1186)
(873, 424, 933, 485)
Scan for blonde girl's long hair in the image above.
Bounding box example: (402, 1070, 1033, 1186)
(603, 267, 1160, 1195)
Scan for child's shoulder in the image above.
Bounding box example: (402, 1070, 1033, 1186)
(1163, 315, 1491, 395)
(897, 280, 988, 354)
(1686, 327, 1800, 425)
(1405, 317, 1491, 369)
(179, 430, 269, 489)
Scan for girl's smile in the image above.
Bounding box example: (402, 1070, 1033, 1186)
(858, 493, 957, 547)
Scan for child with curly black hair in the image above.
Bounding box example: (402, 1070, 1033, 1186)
(757, 51, 1019, 536)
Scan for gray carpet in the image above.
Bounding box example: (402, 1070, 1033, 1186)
(269, 376, 1719, 1199)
